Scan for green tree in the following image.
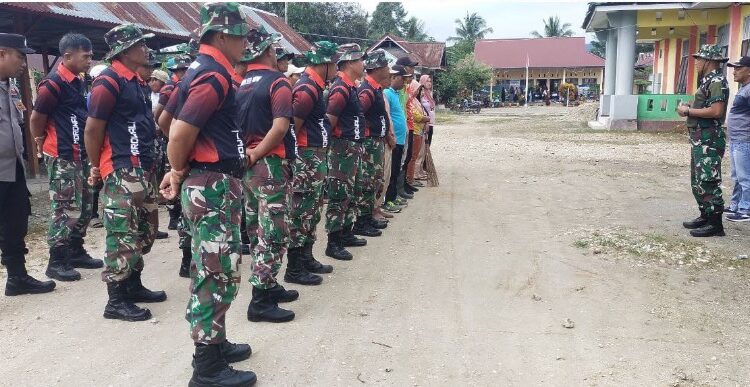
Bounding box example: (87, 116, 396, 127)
(530, 16, 574, 38)
(448, 12, 494, 43)
(588, 37, 655, 59)
(368, 2, 407, 38)
(435, 54, 492, 103)
(402, 17, 429, 42)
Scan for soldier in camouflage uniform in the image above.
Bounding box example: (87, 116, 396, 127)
(237, 27, 301, 322)
(159, 3, 256, 385)
(30, 33, 103, 284)
(275, 47, 294, 73)
(324, 43, 368, 261)
(85, 24, 167, 323)
(678, 44, 729, 238)
(287, 41, 339, 278)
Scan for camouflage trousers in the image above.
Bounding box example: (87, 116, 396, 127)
(177, 215, 191, 249)
(325, 138, 363, 233)
(101, 168, 157, 283)
(289, 147, 328, 249)
(690, 126, 726, 216)
(243, 156, 291, 289)
(182, 170, 243, 344)
(355, 137, 385, 217)
(45, 156, 94, 248)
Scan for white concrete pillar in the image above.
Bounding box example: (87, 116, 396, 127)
(598, 29, 617, 95)
(614, 11, 636, 95)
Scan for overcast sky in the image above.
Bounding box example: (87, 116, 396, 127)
(358, 0, 592, 43)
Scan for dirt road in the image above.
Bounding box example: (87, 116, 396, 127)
(2, 106, 749, 386)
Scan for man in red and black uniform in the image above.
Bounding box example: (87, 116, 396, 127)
(160, 3, 255, 385)
(30, 33, 103, 283)
(324, 43, 368, 261)
(84, 24, 166, 323)
(237, 28, 302, 323)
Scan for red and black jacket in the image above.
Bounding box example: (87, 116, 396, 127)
(236, 64, 295, 160)
(327, 72, 365, 142)
(34, 62, 87, 161)
(88, 60, 156, 178)
(165, 44, 245, 165)
(157, 74, 180, 107)
(292, 68, 331, 148)
(357, 75, 389, 138)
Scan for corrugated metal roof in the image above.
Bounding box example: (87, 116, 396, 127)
(240, 5, 312, 54)
(474, 37, 605, 69)
(368, 34, 446, 69)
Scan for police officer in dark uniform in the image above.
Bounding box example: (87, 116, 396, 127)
(0, 33, 57, 296)
(678, 44, 729, 237)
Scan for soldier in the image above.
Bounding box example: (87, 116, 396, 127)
(236, 27, 300, 322)
(0, 33, 57, 296)
(29, 33, 103, 284)
(354, 49, 395, 237)
(677, 44, 729, 238)
(324, 43, 368, 261)
(84, 24, 166, 322)
(275, 47, 294, 73)
(287, 41, 339, 280)
(160, 3, 255, 385)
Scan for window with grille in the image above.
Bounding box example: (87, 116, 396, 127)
(676, 40, 689, 94)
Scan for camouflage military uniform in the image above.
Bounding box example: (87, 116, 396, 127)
(687, 68, 728, 216)
(243, 158, 292, 289)
(101, 168, 158, 282)
(326, 138, 363, 233)
(182, 170, 243, 343)
(355, 134, 385, 218)
(289, 147, 328, 248)
(46, 157, 94, 248)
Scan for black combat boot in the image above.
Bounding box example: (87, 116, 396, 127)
(4, 259, 56, 296)
(690, 213, 725, 237)
(326, 231, 353, 260)
(405, 182, 419, 193)
(301, 242, 333, 274)
(125, 270, 167, 303)
(180, 245, 192, 278)
(342, 225, 367, 247)
(683, 211, 708, 229)
(369, 217, 388, 229)
(45, 246, 81, 281)
(103, 281, 152, 321)
(353, 217, 382, 237)
(284, 247, 323, 285)
(266, 283, 299, 303)
(68, 238, 104, 269)
(247, 287, 295, 323)
(167, 202, 181, 230)
(189, 344, 257, 387)
(220, 340, 252, 363)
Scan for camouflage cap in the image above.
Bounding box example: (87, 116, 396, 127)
(304, 41, 338, 65)
(147, 49, 161, 68)
(336, 43, 367, 64)
(364, 49, 389, 70)
(244, 26, 281, 62)
(692, 44, 729, 62)
(104, 24, 154, 61)
(275, 47, 295, 61)
(199, 2, 250, 40)
(166, 54, 192, 70)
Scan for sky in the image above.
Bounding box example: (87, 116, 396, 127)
(358, 0, 593, 43)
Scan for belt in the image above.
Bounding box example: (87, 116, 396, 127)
(190, 159, 246, 179)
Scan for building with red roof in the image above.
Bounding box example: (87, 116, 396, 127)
(474, 37, 604, 97)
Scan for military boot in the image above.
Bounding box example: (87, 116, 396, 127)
(266, 283, 299, 303)
(167, 203, 181, 230)
(353, 217, 382, 237)
(103, 281, 152, 321)
(125, 270, 167, 303)
(189, 344, 257, 387)
(301, 242, 333, 274)
(326, 231, 353, 260)
(683, 212, 708, 229)
(690, 213, 726, 237)
(342, 225, 367, 247)
(220, 340, 252, 363)
(247, 287, 295, 323)
(45, 246, 81, 282)
(284, 247, 323, 285)
(369, 217, 388, 230)
(68, 238, 104, 269)
(180, 245, 192, 278)
(5, 259, 56, 296)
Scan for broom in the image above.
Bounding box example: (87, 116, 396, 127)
(424, 145, 439, 187)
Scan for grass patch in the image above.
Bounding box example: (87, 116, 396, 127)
(435, 111, 459, 124)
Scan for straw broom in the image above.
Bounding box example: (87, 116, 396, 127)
(424, 144, 439, 187)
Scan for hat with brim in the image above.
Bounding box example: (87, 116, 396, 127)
(365, 49, 390, 70)
(0, 33, 35, 54)
(396, 56, 418, 67)
(284, 64, 305, 77)
(150, 69, 169, 84)
(276, 47, 295, 62)
(727, 56, 750, 68)
(305, 41, 339, 65)
(244, 26, 282, 63)
(391, 64, 411, 77)
(104, 24, 154, 61)
(199, 2, 250, 40)
(692, 44, 729, 62)
(167, 54, 192, 70)
(336, 43, 367, 65)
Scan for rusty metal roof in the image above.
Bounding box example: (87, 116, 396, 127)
(240, 6, 311, 54)
(368, 34, 446, 69)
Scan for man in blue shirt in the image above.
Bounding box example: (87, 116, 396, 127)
(383, 65, 410, 209)
(726, 56, 750, 222)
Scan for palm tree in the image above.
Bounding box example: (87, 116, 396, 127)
(402, 17, 430, 42)
(531, 16, 574, 38)
(448, 12, 494, 42)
